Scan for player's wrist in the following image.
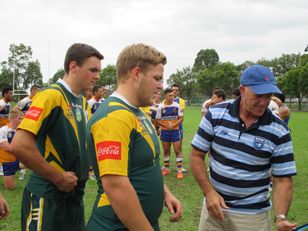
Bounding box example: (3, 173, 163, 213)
(274, 214, 286, 223)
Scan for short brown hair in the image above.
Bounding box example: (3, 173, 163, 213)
(116, 43, 167, 80)
(64, 43, 104, 73)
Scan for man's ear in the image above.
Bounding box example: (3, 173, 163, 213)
(131, 67, 141, 81)
(68, 61, 78, 74)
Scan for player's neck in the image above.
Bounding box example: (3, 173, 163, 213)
(62, 75, 82, 95)
(116, 86, 139, 107)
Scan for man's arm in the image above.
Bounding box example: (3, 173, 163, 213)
(0, 141, 11, 152)
(102, 175, 153, 231)
(0, 192, 9, 220)
(11, 129, 78, 192)
(163, 184, 182, 222)
(190, 147, 228, 222)
(273, 176, 296, 231)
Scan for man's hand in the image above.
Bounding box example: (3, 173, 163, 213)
(275, 220, 296, 231)
(205, 190, 229, 222)
(0, 193, 9, 220)
(54, 171, 78, 192)
(164, 185, 183, 222)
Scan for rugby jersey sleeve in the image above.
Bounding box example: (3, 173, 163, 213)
(179, 98, 185, 110)
(17, 97, 27, 110)
(191, 110, 214, 153)
(0, 127, 8, 143)
(91, 110, 134, 176)
(18, 90, 58, 135)
(155, 104, 162, 120)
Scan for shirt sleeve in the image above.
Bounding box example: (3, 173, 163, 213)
(91, 109, 135, 177)
(18, 90, 58, 136)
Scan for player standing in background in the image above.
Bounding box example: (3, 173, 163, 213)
(0, 110, 25, 190)
(156, 88, 184, 179)
(15, 85, 41, 114)
(88, 85, 105, 114)
(0, 87, 13, 128)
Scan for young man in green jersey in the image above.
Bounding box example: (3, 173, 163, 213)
(87, 43, 182, 231)
(11, 43, 104, 231)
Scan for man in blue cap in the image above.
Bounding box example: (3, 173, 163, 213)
(190, 64, 297, 231)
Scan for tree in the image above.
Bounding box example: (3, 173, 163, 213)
(270, 54, 298, 78)
(98, 65, 117, 93)
(48, 69, 64, 85)
(193, 49, 219, 71)
(167, 66, 197, 105)
(197, 62, 240, 97)
(0, 61, 13, 89)
(24, 60, 43, 87)
(279, 64, 308, 110)
(7, 43, 43, 90)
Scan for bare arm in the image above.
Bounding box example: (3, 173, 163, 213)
(102, 175, 153, 231)
(0, 192, 9, 220)
(163, 184, 182, 222)
(273, 176, 296, 231)
(190, 147, 228, 222)
(11, 129, 78, 192)
(0, 141, 11, 152)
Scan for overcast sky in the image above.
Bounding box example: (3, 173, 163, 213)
(1, 0, 308, 84)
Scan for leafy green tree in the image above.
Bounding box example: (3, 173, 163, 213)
(167, 66, 197, 105)
(24, 60, 43, 87)
(48, 69, 64, 85)
(7, 43, 42, 90)
(193, 49, 219, 71)
(98, 65, 117, 93)
(0, 61, 13, 89)
(197, 62, 240, 97)
(237, 60, 255, 71)
(270, 54, 298, 77)
(279, 64, 308, 110)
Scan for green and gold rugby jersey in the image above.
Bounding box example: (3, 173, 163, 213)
(87, 93, 164, 230)
(18, 80, 91, 200)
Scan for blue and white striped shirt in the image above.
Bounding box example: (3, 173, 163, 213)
(191, 97, 297, 214)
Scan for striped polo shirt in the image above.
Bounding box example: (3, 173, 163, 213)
(191, 97, 297, 214)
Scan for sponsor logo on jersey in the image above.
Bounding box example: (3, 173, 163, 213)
(96, 141, 121, 161)
(24, 106, 43, 121)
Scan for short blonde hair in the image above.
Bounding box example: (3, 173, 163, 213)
(116, 43, 167, 81)
(9, 109, 23, 121)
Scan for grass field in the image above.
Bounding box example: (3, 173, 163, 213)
(0, 107, 307, 230)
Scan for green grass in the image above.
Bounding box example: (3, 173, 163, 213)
(1, 107, 307, 230)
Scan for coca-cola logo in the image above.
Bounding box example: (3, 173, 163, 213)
(96, 141, 121, 161)
(24, 106, 43, 121)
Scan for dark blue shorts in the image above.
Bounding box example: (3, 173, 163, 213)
(160, 130, 181, 142)
(2, 160, 20, 176)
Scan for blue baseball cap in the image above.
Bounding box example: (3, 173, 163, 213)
(240, 64, 282, 94)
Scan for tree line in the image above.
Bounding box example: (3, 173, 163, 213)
(1, 43, 307, 109)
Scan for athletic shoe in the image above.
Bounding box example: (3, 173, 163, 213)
(176, 172, 184, 179)
(161, 169, 170, 176)
(19, 173, 25, 181)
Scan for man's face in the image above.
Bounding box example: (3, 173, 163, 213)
(172, 86, 179, 97)
(4, 90, 13, 102)
(31, 88, 41, 98)
(165, 92, 174, 104)
(74, 57, 101, 93)
(137, 64, 164, 107)
(11, 114, 23, 128)
(241, 86, 272, 118)
(85, 89, 93, 99)
(271, 96, 282, 107)
(211, 94, 224, 104)
(94, 87, 104, 99)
